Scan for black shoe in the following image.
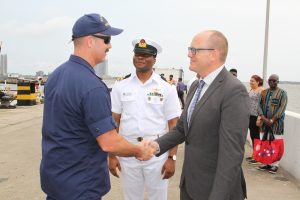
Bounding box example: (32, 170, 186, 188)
(248, 159, 259, 165)
(245, 156, 252, 161)
(257, 165, 271, 171)
(268, 166, 278, 174)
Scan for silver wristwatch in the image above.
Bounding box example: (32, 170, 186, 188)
(168, 155, 177, 161)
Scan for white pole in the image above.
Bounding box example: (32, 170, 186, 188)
(262, 0, 270, 87)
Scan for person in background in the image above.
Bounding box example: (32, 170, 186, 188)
(147, 30, 249, 200)
(247, 75, 264, 164)
(257, 74, 288, 174)
(40, 13, 154, 200)
(168, 74, 176, 85)
(109, 38, 181, 200)
(186, 73, 200, 92)
(177, 77, 187, 109)
(230, 68, 238, 77)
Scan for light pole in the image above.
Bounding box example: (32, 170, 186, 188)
(262, 0, 270, 87)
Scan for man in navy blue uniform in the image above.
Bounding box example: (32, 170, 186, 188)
(40, 13, 154, 200)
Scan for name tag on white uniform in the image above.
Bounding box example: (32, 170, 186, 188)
(121, 92, 134, 101)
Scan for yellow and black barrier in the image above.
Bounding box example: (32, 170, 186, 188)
(17, 80, 36, 106)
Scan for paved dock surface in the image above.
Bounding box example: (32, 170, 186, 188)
(1, 104, 300, 200)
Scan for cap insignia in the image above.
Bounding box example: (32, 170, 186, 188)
(138, 39, 147, 48)
(99, 16, 109, 27)
(100, 16, 104, 22)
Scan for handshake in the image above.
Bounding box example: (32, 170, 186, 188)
(108, 140, 161, 178)
(135, 140, 160, 161)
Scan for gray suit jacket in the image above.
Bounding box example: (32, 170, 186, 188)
(156, 68, 250, 200)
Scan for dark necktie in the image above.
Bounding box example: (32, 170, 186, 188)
(187, 80, 205, 126)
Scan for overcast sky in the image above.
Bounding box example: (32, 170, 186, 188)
(0, 0, 299, 82)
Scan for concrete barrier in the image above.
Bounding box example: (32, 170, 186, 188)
(280, 110, 300, 182)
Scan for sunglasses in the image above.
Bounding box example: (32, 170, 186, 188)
(268, 79, 278, 83)
(91, 34, 111, 44)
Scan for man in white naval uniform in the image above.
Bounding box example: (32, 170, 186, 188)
(109, 38, 181, 200)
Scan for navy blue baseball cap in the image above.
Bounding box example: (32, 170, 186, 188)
(72, 13, 123, 40)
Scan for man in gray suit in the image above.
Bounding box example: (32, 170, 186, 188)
(148, 30, 250, 200)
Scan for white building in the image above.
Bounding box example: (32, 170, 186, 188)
(0, 54, 7, 75)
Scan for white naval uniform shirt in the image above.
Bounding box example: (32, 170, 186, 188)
(111, 72, 181, 143)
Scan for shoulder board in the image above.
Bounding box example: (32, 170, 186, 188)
(117, 73, 131, 82)
(160, 75, 167, 82)
(124, 73, 131, 79)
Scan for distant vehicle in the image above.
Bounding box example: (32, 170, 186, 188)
(8, 73, 19, 79)
(0, 90, 16, 109)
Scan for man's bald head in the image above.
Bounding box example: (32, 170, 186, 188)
(269, 74, 279, 81)
(205, 30, 228, 62)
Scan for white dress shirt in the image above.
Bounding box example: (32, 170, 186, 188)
(187, 65, 225, 122)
